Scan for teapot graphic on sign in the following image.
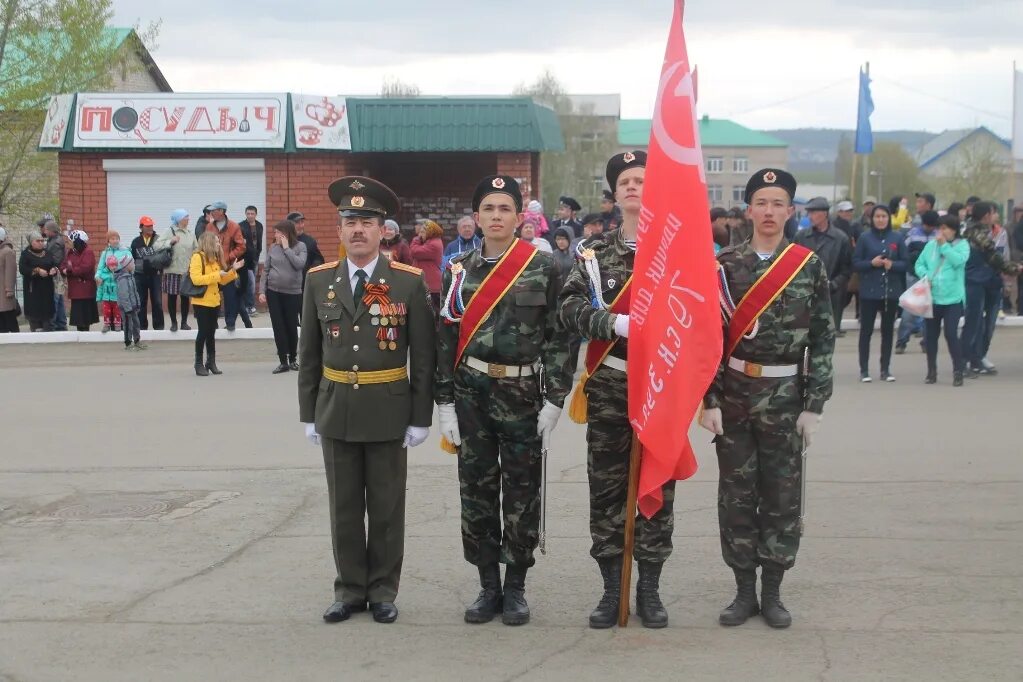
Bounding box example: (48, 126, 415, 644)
(305, 98, 344, 127)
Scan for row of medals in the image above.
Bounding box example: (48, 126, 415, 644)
(371, 302, 405, 351)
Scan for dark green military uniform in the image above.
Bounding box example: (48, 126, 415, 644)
(436, 246, 572, 568)
(704, 239, 835, 573)
(298, 179, 435, 610)
(559, 228, 675, 563)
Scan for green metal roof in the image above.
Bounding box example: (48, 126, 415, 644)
(347, 97, 564, 152)
(619, 117, 787, 148)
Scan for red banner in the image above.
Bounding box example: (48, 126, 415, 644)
(628, 0, 722, 519)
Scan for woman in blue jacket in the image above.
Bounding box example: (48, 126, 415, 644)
(852, 205, 908, 382)
(915, 215, 969, 386)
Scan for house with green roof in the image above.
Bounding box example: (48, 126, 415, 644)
(619, 115, 788, 208)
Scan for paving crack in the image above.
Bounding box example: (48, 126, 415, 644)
(502, 630, 588, 681)
(816, 630, 833, 681)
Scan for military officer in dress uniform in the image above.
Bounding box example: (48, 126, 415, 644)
(435, 175, 573, 626)
(559, 151, 676, 629)
(550, 195, 584, 239)
(298, 176, 436, 625)
(700, 168, 835, 629)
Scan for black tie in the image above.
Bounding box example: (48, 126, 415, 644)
(353, 269, 367, 302)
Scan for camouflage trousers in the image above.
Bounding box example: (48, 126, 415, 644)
(454, 363, 543, 568)
(716, 369, 803, 572)
(585, 366, 675, 563)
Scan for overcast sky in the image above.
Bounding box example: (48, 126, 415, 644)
(113, 0, 1021, 137)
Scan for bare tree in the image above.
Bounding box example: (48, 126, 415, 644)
(930, 136, 1010, 206)
(380, 78, 421, 98)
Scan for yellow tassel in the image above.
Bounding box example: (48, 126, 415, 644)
(568, 371, 590, 424)
(439, 436, 458, 455)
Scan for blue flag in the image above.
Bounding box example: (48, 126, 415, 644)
(855, 68, 874, 154)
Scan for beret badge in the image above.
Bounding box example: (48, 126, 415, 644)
(623, 152, 636, 163)
(492, 177, 506, 189)
(764, 171, 777, 184)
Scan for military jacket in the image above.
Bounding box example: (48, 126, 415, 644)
(435, 240, 572, 406)
(704, 239, 835, 414)
(298, 257, 436, 442)
(558, 228, 632, 362)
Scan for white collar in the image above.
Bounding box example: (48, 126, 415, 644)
(347, 256, 379, 281)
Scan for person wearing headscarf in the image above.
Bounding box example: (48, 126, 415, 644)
(0, 226, 18, 332)
(519, 216, 552, 253)
(61, 230, 98, 331)
(19, 231, 57, 331)
(156, 209, 198, 332)
(379, 219, 412, 265)
(410, 218, 444, 311)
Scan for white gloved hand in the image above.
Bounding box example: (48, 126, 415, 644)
(536, 401, 563, 450)
(403, 426, 429, 448)
(613, 313, 630, 338)
(438, 403, 461, 447)
(303, 422, 321, 446)
(699, 407, 724, 436)
(795, 411, 822, 449)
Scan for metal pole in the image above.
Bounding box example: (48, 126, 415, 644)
(861, 63, 871, 204)
(538, 447, 548, 554)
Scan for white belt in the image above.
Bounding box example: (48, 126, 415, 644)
(463, 356, 539, 378)
(727, 356, 799, 378)
(600, 355, 627, 373)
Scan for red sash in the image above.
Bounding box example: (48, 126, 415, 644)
(726, 243, 813, 356)
(455, 239, 538, 367)
(583, 277, 633, 374)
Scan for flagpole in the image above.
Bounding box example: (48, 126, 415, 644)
(617, 435, 642, 627)
(861, 63, 870, 205)
(851, 153, 859, 204)
(1011, 61, 1017, 214)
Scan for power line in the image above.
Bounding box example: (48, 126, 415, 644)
(873, 75, 1011, 121)
(723, 76, 855, 118)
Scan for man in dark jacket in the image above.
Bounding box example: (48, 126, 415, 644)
(599, 190, 621, 233)
(795, 197, 853, 335)
(289, 212, 325, 290)
(130, 216, 165, 330)
(241, 206, 264, 316)
(550, 196, 584, 239)
(194, 205, 212, 240)
(41, 219, 67, 331)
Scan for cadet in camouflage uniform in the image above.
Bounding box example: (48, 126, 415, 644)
(559, 150, 674, 629)
(435, 175, 572, 626)
(700, 168, 835, 629)
(298, 176, 436, 625)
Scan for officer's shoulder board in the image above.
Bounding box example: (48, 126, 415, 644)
(307, 260, 339, 275)
(388, 261, 423, 276)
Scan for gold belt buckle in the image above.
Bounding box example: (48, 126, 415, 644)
(347, 371, 358, 384)
(744, 361, 763, 378)
(487, 363, 507, 378)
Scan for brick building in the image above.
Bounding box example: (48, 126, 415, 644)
(47, 94, 562, 259)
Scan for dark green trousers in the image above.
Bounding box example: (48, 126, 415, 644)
(322, 438, 407, 604)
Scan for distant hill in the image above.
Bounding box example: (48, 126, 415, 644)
(766, 129, 939, 178)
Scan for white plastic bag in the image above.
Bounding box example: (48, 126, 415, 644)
(898, 277, 933, 318)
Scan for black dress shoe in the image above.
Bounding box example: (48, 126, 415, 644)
(272, 363, 290, 374)
(370, 601, 398, 623)
(322, 601, 366, 623)
(289, 361, 300, 371)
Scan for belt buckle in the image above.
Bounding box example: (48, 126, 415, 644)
(744, 361, 763, 378)
(347, 371, 358, 384)
(487, 363, 507, 378)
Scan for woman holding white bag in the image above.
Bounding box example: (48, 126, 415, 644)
(915, 215, 969, 386)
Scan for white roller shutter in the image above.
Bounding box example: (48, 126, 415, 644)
(103, 158, 266, 250)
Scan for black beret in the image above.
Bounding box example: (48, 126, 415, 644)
(472, 175, 522, 212)
(744, 168, 797, 205)
(602, 189, 614, 202)
(606, 150, 647, 191)
(559, 196, 581, 212)
(328, 176, 400, 218)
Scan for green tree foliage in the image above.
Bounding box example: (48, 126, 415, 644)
(0, 0, 158, 224)
(838, 139, 926, 205)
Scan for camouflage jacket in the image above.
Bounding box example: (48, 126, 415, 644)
(704, 239, 835, 414)
(558, 228, 632, 361)
(963, 221, 1021, 284)
(435, 241, 573, 406)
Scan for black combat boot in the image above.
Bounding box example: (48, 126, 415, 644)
(635, 561, 668, 628)
(194, 352, 209, 377)
(760, 566, 792, 628)
(719, 569, 759, 626)
(205, 352, 223, 375)
(464, 564, 502, 624)
(953, 371, 964, 387)
(589, 556, 622, 629)
(502, 565, 530, 625)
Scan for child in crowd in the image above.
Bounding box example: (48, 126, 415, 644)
(113, 253, 145, 350)
(95, 231, 131, 333)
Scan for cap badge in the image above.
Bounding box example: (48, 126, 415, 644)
(351, 196, 365, 208)
(349, 180, 365, 190)
(623, 152, 636, 163)
(764, 171, 777, 184)
(492, 177, 506, 189)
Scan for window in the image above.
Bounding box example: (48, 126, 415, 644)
(706, 157, 723, 174)
(732, 186, 745, 202)
(708, 185, 723, 203)
(733, 157, 749, 173)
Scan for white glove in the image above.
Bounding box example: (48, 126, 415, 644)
(303, 422, 321, 446)
(438, 403, 461, 447)
(795, 411, 822, 449)
(699, 407, 724, 436)
(536, 401, 563, 450)
(403, 426, 429, 448)
(613, 313, 630, 338)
